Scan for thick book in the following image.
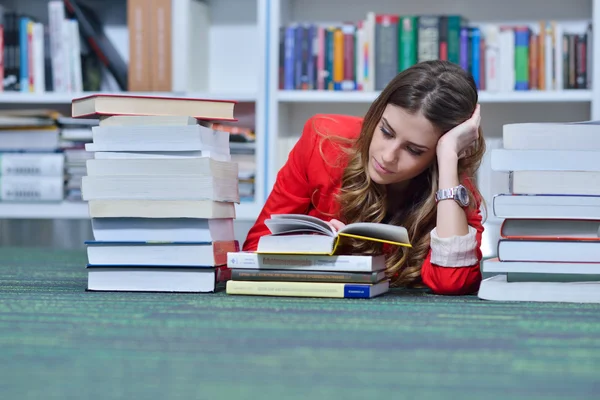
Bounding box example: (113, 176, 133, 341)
(227, 252, 386, 272)
(85, 240, 239, 267)
(500, 218, 600, 240)
(87, 266, 227, 293)
(71, 94, 237, 121)
(91, 217, 235, 243)
(478, 274, 600, 303)
(257, 214, 410, 255)
(87, 199, 236, 219)
(493, 194, 600, 220)
(226, 280, 390, 299)
(230, 268, 386, 284)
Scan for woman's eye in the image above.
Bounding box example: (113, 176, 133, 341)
(407, 147, 423, 156)
(380, 126, 393, 138)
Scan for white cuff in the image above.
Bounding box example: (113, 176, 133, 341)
(430, 225, 479, 267)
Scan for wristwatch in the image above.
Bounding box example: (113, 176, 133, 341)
(435, 184, 470, 207)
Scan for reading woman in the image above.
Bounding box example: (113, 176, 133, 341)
(243, 60, 485, 295)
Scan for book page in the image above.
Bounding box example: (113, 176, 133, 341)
(338, 222, 410, 245)
(267, 214, 335, 236)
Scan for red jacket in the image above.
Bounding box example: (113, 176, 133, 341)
(243, 114, 483, 295)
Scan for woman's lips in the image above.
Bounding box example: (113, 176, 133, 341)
(373, 158, 393, 174)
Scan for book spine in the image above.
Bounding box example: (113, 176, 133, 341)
(226, 280, 379, 298)
(127, 0, 151, 91)
(417, 16, 438, 63)
(438, 16, 448, 61)
(470, 26, 481, 89)
(375, 14, 398, 90)
(514, 27, 530, 90)
(230, 268, 382, 284)
(340, 24, 356, 90)
(0, 176, 64, 201)
(150, 0, 172, 91)
(398, 16, 417, 72)
(0, 153, 64, 176)
(284, 25, 295, 90)
(447, 16, 463, 65)
(19, 17, 29, 92)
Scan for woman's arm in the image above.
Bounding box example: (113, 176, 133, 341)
(421, 176, 483, 295)
(420, 105, 483, 295)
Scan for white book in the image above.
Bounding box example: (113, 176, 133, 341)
(99, 115, 199, 127)
(510, 171, 600, 195)
(483, 258, 600, 275)
(502, 121, 600, 150)
(92, 150, 231, 162)
(87, 124, 230, 152)
(81, 175, 240, 202)
(0, 176, 64, 201)
(87, 267, 219, 293)
(86, 158, 238, 180)
(493, 194, 600, 219)
(492, 149, 600, 172)
(478, 275, 600, 303)
(87, 199, 236, 219)
(0, 153, 64, 176)
(498, 239, 600, 263)
(86, 241, 238, 267)
(91, 217, 236, 242)
(227, 252, 386, 272)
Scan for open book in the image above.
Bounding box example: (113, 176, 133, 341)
(256, 214, 411, 255)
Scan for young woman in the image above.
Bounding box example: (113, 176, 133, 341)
(243, 60, 486, 295)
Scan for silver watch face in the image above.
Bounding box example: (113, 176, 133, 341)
(457, 185, 469, 206)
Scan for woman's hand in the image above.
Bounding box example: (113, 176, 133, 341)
(436, 104, 481, 160)
(327, 218, 346, 232)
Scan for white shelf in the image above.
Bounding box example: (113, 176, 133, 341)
(0, 91, 258, 105)
(0, 202, 89, 219)
(0, 201, 261, 221)
(277, 90, 594, 104)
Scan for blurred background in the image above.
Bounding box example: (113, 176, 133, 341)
(0, 0, 596, 259)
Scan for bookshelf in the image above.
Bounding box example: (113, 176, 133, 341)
(2, 0, 600, 254)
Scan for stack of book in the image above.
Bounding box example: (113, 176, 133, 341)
(73, 93, 241, 293)
(478, 120, 600, 303)
(226, 214, 411, 299)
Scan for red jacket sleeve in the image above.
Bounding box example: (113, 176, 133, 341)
(420, 178, 484, 295)
(242, 117, 319, 251)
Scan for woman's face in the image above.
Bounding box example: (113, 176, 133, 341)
(367, 104, 440, 186)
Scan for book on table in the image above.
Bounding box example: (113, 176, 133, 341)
(256, 214, 411, 255)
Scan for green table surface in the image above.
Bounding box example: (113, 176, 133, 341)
(0, 247, 599, 400)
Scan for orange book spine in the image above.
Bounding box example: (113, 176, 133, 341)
(538, 21, 546, 89)
(150, 0, 172, 91)
(127, 0, 152, 91)
(333, 28, 344, 87)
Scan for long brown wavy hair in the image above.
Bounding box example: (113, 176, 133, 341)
(335, 60, 485, 288)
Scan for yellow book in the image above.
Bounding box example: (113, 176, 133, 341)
(256, 214, 411, 255)
(226, 280, 390, 299)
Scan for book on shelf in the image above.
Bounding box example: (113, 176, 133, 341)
(256, 213, 411, 255)
(280, 14, 592, 93)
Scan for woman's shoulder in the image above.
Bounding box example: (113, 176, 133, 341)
(303, 113, 363, 140)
